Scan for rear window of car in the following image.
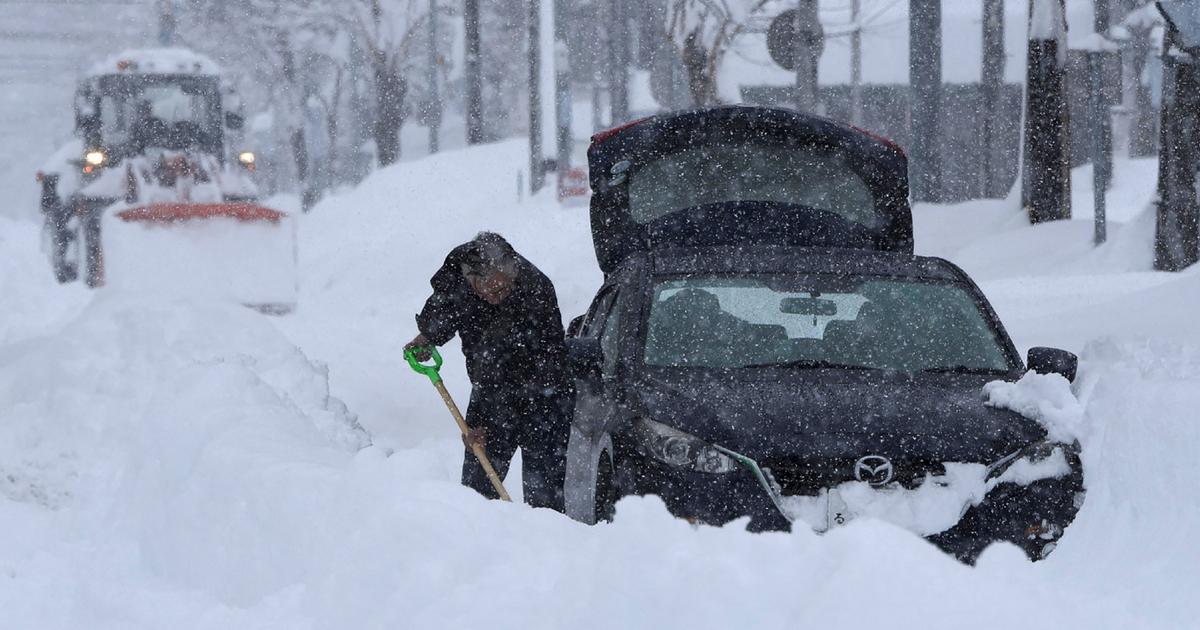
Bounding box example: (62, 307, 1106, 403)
(627, 143, 879, 228)
(643, 275, 1013, 373)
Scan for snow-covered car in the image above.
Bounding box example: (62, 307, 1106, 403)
(563, 247, 1083, 562)
(563, 107, 1084, 563)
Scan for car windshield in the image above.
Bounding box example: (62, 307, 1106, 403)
(627, 142, 880, 228)
(644, 275, 1012, 373)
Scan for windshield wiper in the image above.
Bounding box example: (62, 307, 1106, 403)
(742, 359, 880, 370)
(921, 366, 1009, 375)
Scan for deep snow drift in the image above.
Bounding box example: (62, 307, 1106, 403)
(2, 140, 1199, 628)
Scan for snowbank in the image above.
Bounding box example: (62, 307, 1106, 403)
(0, 216, 90, 346)
(2, 138, 1199, 628)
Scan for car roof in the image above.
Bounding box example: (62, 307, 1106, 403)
(644, 246, 965, 282)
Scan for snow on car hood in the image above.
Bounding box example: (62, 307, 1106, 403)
(778, 446, 1074, 536)
(983, 371, 1087, 443)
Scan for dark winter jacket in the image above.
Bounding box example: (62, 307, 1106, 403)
(416, 242, 571, 392)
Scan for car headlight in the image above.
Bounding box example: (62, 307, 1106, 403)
(238, 151, 256, 165)
(84, 150, 106, 166)
(632, 417, 739, 474)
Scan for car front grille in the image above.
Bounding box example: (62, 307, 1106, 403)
(758, 456, 948, 495)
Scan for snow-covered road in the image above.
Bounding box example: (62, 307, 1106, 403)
(2, 141, 1198, 628)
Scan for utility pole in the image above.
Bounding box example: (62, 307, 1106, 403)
(909, 0, 943, 203)
(427, 0, 441, 154)
(554, 0, 572, 170)
(1022, 0, 1071, 223)
(850, 0, 863, 125)
(981, 0, 1004, 198)
(1093, 0, 1113, 191)
(1153, 3, 1200, 270)
(1125, 0, 1156, 157)
(792, 1, 821, 112)
(555, 40, 573, 171)
(608, 0, 629, 124)
(464, 0, 484, 145)
(1089, 51, 1108, 244)
(529, 0, 545, 193)
(157, 0, 177, 46)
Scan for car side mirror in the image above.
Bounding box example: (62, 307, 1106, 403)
(567, 337, 603, 377)
(1027, 347, 1078, 382)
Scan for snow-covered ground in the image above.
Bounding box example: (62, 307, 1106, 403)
(2, 140, 1199, 628)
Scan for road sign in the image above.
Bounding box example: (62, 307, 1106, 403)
(767, 6, 825, 71)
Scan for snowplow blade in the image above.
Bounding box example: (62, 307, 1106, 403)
(104, 201, 298, 314)
(115, 202, 287, 225)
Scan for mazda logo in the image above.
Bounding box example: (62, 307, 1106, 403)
(853, 455, 894, 486)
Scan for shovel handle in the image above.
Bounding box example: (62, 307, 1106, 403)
(404, 346, 512, 502)
(432, 380, 512, 502)
(404, 345, 443, 384)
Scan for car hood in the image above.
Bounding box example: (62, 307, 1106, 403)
(632, 371, 1047, 480)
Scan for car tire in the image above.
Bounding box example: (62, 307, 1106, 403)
(594, 451, 617, 523)
(564, 428, 615, 525)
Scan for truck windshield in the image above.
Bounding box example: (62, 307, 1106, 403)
(96, 76, 220, 150)
(627, 143, 880, 228)
(643, 275, 1012, 373)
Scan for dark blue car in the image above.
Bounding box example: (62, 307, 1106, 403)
(563, 107, 1083, 563)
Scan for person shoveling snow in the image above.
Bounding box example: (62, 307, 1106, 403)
(406, 232, 573, 511)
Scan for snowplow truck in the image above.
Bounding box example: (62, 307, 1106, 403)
(37, 48, 295, 312)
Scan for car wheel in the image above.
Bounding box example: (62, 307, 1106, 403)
(564, 428, 617, 525)
(595, 451, 616, 523)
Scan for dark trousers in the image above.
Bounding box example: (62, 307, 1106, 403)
(461, 383, 571, 511)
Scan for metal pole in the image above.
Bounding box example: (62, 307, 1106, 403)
(850, 0, 863, 125)
(981, 0, 1005, 197)
(792, 1, 818, 112)
(464, 0, 484, 145)
(428, 0, 441, 154)
(909, 0, 943, 203)
(529, 0, 544, 194)
(1094, 0, 1112, 190)
(608, 0, 629, 123)
(1090, 51, 1107, 245)
(555, 40, 573, 171)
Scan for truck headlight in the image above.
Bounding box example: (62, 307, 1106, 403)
(238, 151, 256, 165)
(84, 150, 106, 166)
(632, 417, 738, 474)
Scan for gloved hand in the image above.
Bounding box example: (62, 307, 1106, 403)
(404, 334, 432, 361)
(462, 426, 487, 450)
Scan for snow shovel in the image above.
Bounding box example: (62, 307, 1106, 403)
(404, 346, 512, 502)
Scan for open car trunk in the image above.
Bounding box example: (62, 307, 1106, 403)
(587, 106, 913, 273)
